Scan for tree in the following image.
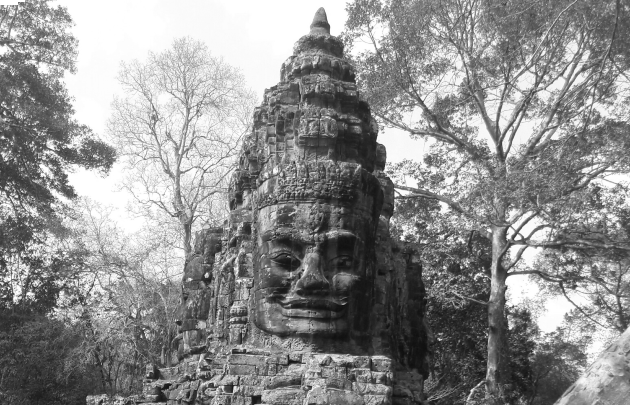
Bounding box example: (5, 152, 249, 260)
(424, 268, 489, 405)
(108, 37, 255, 258)
(524, 315, 591, 405)
(345, 0, 630, 401)
(391, 196, 538, 404)
(74, 279, 179, 396)
(534, 249, 630, 336)
(0, 0, 116, 314)
(0, 315, 99, 405)
(522, 186, 630, 337)
(69, 199, 182, 394)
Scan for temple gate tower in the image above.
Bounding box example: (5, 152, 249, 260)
(137, 8, 431, 405)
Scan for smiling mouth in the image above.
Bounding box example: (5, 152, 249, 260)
(279, 298, 346, 319)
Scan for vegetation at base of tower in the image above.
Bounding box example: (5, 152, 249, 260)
(393, 197, 590, 404)
(67, 199, 182, 395)
(345, 0, 630, 402)
(107, 37, 256, 259)
(391, 194, 490, 404)
(1, 198, 183, 403)
(524, 312, 592, 405)
(0, 315, 102, 405)
(0, 1, 116, 402)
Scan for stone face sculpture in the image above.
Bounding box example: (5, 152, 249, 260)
(130, 8, 431, 405)
(250, 155, 382, 342)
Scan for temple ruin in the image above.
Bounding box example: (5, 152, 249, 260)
(114, 8, 431, 405)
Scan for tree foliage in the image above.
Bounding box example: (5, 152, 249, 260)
(108, 37, 255, 257)
(392, 196, 544, 404)
(0, 315, 99, 405)
(524, 186, 630, 345)
(0, 2, 120, 401)
(535, 251, 630, 331)
(0, 0, 115, 314)
(345, 0, 630, 401)
(524, 317, 591, 405)
(0, 204, 181, 401)
(69, 200, 182, 395)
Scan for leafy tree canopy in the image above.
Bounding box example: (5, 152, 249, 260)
(0, 0, 116, 314)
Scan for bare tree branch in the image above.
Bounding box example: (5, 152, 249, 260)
(108, 38, 256, 256)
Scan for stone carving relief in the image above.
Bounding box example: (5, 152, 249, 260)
(124, 8, 432, 405)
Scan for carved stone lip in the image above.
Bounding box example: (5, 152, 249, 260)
(279, 298, 345, 311)
(280, 307, 346, 319)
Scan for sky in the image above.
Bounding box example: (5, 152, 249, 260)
(57, 0, 570, 332)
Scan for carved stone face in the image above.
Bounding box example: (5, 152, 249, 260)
(253, 202, 374, 337)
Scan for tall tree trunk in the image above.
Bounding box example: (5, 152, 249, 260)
(173, 193, 192, 258)
(486, 225, 509, 404)
(182, 219, 192, 259)
(173, 171, 193, 258)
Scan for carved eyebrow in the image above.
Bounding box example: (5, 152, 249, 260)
(260, 228, 298, 243)
(261, 231, 300, 244)
(270, 236, 303, 250)
(325, 230, 359, 244)
(261, 229, 360, 246)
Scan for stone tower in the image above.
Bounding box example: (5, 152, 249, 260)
(138, 8, 431, 405)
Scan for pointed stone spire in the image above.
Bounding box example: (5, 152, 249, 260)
(309, 7, 330, 35)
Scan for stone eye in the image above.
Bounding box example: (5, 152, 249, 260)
(270, 253, 300, 271)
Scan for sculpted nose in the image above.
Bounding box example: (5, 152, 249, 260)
(295, 251, 329, 294)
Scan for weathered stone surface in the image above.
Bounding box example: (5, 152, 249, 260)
(261, 388, 305, 404)
(104, 8, 431, 405)
(554, 325, 630, 405)
(85, 395, 127, 405)
(305, 386, 364, 405)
